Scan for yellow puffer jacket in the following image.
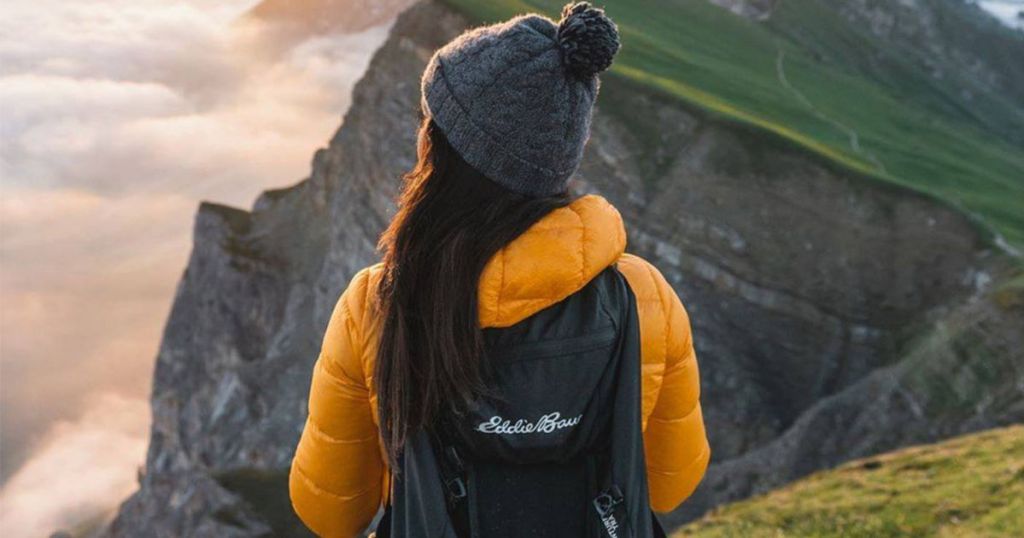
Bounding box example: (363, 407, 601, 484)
(289, 194, 710, 537)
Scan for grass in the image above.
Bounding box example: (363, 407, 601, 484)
(214, 467, 316, 537)
(440, 0, 1024, 252)
(674, 425, 1024, 537)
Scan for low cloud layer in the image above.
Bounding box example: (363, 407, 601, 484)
(0, 394, 149, 537)
(0, 0, 392, 534)
(1, 0, 391, 199)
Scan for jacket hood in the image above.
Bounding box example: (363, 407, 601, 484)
(477, 194, 627, 328)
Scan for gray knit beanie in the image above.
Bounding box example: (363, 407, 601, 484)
(420, 2, 620, 197)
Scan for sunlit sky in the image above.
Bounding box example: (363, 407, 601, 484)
(0, 0, 1018, 535)
(0, 0, 396, 534)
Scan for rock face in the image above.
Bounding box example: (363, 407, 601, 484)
(102, 0, 1023, 535)
(663, 279, 1024, 527)
(107, 470, 274, 537)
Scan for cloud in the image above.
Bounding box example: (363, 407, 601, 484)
(0, 0, 391, 199)
(0, 0, 396, 522)
(0, 189, 191, 492)
(0, 393, 150, 537)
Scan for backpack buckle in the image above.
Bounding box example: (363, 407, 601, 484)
(593, 485, 624, 517)
(442, 445, 467, 500)
(445, 476, 467, 500)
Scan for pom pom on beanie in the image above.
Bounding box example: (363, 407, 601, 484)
(557, 2, 621, 79)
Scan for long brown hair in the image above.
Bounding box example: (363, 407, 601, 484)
(374, 118, 573, 468)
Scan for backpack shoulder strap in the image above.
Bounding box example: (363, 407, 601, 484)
(589, 266, 657, 538)
(384, 429, 462, 538)
(430, 427, 468, 510)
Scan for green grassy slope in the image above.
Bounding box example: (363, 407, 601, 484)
(215, 468, 316, 537)
(674, 425, 1024, 537)
(442, 0, 1024, 252)
(765, 0, 1024, 148)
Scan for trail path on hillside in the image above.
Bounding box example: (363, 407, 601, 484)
(774, 47, 889, 175)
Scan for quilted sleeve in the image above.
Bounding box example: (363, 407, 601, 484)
(619, 254, 710, 513)
(289, 267, 385, 537)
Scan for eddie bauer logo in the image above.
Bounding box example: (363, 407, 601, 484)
(475, 412, 582, 434)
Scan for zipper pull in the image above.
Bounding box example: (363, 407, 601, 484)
(593, 485, 624, 517)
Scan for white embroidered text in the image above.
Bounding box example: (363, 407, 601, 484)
(475, 412, 582, 435)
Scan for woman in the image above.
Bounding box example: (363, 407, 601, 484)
(289, 3, 709, 536)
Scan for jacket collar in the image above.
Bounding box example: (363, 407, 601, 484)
(477, 194, 627, 328)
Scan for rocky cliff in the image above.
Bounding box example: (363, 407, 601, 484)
(102, 1, 1023, 535)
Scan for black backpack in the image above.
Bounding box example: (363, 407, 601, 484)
(375, 266, 666, 538)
